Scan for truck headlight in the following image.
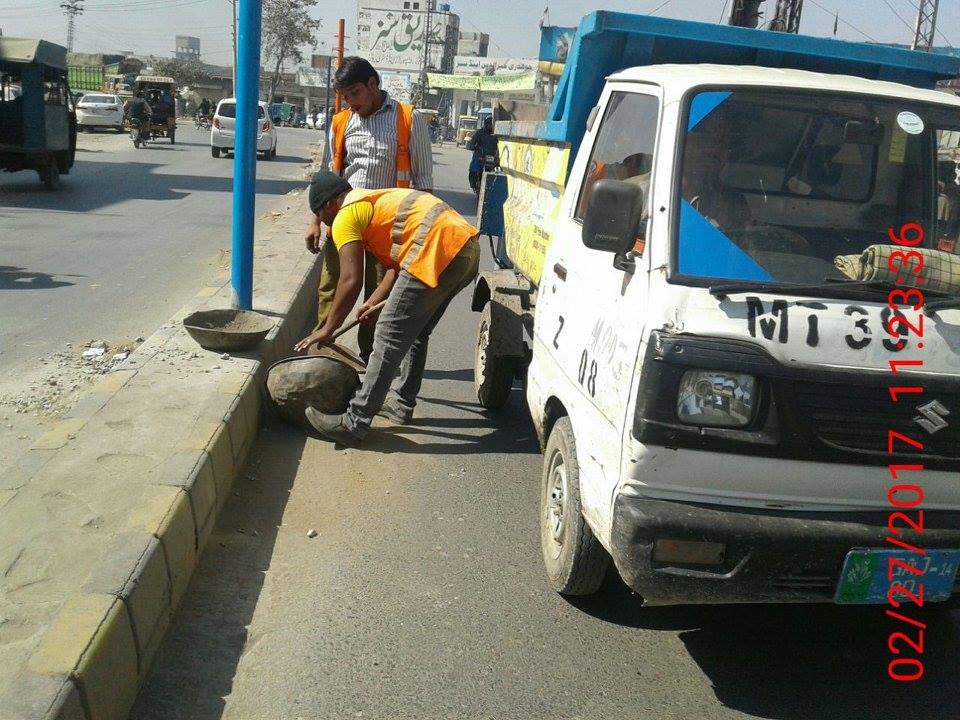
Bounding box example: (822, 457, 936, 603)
(677, 370, 758, 428)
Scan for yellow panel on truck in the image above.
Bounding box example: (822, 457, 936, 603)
(498, 137, 570, 287)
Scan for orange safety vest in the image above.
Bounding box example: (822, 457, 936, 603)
(331, 102, 415, 188)
(341, 188, 478, 288)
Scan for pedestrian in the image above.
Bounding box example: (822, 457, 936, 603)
(303, 56, 433, 364)
(295, 171, 479, 446)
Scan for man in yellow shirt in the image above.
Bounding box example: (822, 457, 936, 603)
(295, 170, 479, 446)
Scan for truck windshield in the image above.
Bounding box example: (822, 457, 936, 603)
(676, 88, 960, 295)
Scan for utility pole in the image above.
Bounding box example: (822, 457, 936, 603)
(417, 0, 436, 107)
(231, 0, 263, 310)
(912, 0, 939, 52)
(60, 0, 84, 52)
(769, 0, 803, 33)
(728, 0, 763, 28)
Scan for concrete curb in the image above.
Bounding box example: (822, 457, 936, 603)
(0, 190, 320, 720)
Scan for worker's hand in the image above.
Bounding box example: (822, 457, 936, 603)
(294, 326, 334, 353)
(356, 300, 383, 323)
(304, 216, 323, 254)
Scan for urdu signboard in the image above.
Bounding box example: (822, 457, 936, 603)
(452, 56, 537, 77)
(364, 9, 453, 72)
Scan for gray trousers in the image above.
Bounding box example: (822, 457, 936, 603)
(344, 237, 480, 436)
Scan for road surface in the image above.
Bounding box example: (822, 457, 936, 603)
(0, 124, 320, 472)
(132, 148, 960, 720)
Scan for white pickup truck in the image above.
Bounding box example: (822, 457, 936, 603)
(473, 12, 960, 608)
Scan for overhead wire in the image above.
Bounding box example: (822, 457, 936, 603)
(805, 0, 879, 43)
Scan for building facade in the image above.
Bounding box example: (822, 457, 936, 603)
(174, 35, 200, 62)
(356, 0, 460, 104)
(457, 31, 488, 58)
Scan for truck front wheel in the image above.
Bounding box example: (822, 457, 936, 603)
(540, 416, 609, 595)
(474, 304, 518, 410)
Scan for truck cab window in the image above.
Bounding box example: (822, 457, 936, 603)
(576, 92, 659, 243)
(678, 89, 960, 284)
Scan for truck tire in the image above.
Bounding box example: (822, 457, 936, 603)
(170, 131, 176, 144)
(39, 162, 60, 191)
(540, 416, 609, 595)
(474, 303, 517, 410)
(211, 146, 220, 158)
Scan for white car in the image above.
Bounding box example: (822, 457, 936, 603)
(210, 99, 278, 160)
(76, 93, 124, 132)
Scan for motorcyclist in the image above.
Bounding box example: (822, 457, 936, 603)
(468, 117, 498, 192)
(124, 90, 153, 139)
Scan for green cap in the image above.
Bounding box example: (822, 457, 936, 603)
(309, 170, 352, 214)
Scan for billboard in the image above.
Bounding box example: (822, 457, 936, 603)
(365, 9, 452, 72)
(452, 56, 538, 77)
(381, 70, 415, 104)
(428, 72, 536, 91)
(538, 26, 576, 63)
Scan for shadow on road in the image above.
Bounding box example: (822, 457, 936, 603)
(0, 265, 78, 290)
(130, 421, 305, 720)
(0, 160, 304, 212)
(566, 547, 960, 718)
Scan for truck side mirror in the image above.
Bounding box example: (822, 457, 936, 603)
(582, 179, 644, 256)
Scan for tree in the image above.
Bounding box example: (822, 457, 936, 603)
(262, 0, 320, 106)
(149, 57, 212, 88)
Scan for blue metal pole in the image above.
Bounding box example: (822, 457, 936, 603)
(231, 0, 262, 310)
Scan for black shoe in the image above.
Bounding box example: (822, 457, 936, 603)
(305, 407, 363, 447)
(377, 399, 413, 425)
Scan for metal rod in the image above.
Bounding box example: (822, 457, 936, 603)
(230, 0, 262, 310)
(335, 18, 345, 113)
(331, 301, 388, 341)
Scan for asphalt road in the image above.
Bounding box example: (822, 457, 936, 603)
(0, 124, 320, 468)
(132, 148, 960, 720)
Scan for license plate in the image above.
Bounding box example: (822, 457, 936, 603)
(834, 548, 960, 604)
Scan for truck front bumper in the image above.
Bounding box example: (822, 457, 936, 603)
(609, 494, 960, 605)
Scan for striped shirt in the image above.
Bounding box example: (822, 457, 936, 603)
(328, 93, 433, 191)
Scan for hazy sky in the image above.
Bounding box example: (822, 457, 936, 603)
(1, 0, 957, 64)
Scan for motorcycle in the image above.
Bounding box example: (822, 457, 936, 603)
(469, 151, 498, 195)
(194, 112, 211, 130)
(128, 117, 151, 149)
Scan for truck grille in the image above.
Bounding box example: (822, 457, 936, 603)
(794, 382, 960, 460)
(772, 571, 837, 597)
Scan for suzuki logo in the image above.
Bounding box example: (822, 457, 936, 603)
(915, 400, 951, 435)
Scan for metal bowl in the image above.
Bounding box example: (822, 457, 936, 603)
(183, 309, 275, 352)
(266, 349, 363, 429)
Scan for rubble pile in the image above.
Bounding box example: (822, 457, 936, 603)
(0, 340, 136, 418)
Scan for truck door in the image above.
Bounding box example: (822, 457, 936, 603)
(538, 86, 661, 538)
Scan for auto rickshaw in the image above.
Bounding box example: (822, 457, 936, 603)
(131, 75, 177, 143)
(0, 37, 76, 190)
(455, 115, 477, 147)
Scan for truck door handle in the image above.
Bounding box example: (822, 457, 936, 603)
(553, 263, 567, 281)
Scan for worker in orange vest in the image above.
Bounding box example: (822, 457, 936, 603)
(304, 57, 434, 364)
(295, 170, 479, 446)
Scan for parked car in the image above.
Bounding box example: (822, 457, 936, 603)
(76, 92, 124, 132)
(210, 98, 277, 160)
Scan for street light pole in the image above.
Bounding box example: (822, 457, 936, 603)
(231, 0, 262, 310)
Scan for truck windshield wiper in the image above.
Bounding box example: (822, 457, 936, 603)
(709, 280, 893, 299)
(710, 279, 956, 303)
